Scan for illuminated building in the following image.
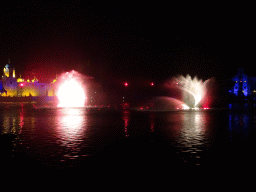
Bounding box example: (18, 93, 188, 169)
(3, 58, 15, 78)
(231, 68, 256, 97)
(1, 60, 56, 97)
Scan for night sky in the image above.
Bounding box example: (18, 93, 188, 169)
(1, 2, 255, 87)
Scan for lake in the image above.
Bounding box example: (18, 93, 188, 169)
(0, 102, 255, 187)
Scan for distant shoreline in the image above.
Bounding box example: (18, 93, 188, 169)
(0, 96, 58, 103)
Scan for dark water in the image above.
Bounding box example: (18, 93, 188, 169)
(1, 102, 256, 186)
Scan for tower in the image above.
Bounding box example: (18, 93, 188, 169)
(3, 58, 15, 78)
(2, 59, 17, 97)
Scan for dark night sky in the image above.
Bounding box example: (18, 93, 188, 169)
(1, 1, 255, 86)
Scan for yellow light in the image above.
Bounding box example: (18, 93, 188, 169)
(17, 78, 24, 82)
(32, 77, 38, 83)
(4, 68, 9, 77)
(27, 79, 30, 82)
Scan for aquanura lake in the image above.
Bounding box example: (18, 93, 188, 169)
(0, 102, 255, 188)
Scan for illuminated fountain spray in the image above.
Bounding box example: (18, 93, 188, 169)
(56, 70, 87, 107)
(138, 75, 215, 111)
(170, 75, 211, 109)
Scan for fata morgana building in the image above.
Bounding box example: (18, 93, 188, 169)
(230, 68, 256, 97)
(0, 61, 56, 97)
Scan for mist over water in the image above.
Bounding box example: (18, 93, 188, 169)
(143, 96, 189, 111)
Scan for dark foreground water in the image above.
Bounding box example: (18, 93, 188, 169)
(1, 102, 256, 188)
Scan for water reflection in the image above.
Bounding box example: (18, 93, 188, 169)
(122, 110, 130, 137)
(165, 111, 211, 166)
(228, 112, 250, 143)
(56, 108, 87, 159)
(0, 105, 23, 135)
(19, 103, 24, 133)
(150, 112, 155, 133)
(4, 103, 254, 170)
(179, 111, 207, 148)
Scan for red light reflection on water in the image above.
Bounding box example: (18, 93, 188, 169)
(19, 103, 24, 133)
(122, 110, 130, 137)
(150, 113, 155, 133)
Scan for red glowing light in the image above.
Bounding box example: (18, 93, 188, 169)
(20, 83, 24, 87)
(124, 82, 128, 87)
(151, 82, 154, 86)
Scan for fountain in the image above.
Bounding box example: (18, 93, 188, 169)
(140, 75, 213, 111)
(56, 70, 87, 108)
(165, 75, 212, 109)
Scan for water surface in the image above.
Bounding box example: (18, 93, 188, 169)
(1, 103, 255, 184)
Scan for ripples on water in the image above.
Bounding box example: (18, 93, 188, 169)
(1, 103, 256, 182)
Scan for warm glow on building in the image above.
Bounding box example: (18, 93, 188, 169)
(32, 77, 38, 83)
(1, 60, 59, 98)
(17, 78, 24, 82)
(4, 67, 9, 77)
